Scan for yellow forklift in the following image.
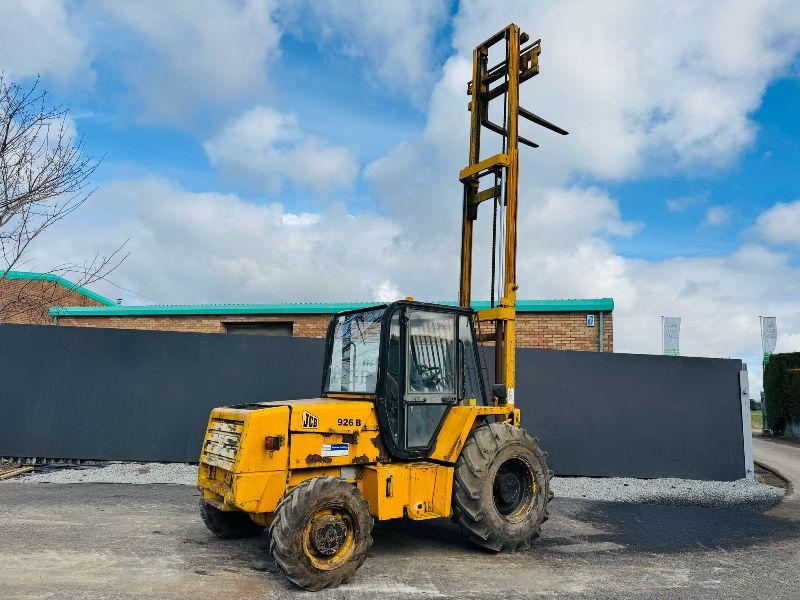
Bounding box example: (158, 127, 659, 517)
(197, 23, 567, 590)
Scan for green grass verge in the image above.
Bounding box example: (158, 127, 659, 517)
(751, 410, 763, 431)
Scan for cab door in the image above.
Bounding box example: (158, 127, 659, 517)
(403, 308, 457, 450)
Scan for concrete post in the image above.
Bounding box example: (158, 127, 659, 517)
(739, 364, 755, 480)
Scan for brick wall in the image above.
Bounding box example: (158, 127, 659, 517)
(56, 310, 613, 352)
(474, 311, 612, 352)
(0, 278, 105, 325)
(56, 313, 332, 337)
(518, 311, 613, 352)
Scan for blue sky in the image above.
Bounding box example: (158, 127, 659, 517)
(1, 0, 800, 391)
(610, 77, 800, 261)
(53, 4, 800, 262)
(70, 19, 439, 211)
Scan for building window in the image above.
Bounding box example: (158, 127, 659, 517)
(223, 322, 293, 336)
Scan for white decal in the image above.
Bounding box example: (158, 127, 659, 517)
(321, 443, 349, 457)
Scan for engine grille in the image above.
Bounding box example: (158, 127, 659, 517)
(201, 417, 243, 471)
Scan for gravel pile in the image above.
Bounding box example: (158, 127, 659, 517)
(17, 463, 785, 509)
(20, 462, 198, 485)
(551, 476, 785, 509)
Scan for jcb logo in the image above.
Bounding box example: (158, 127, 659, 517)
(302, 411, 318, 429)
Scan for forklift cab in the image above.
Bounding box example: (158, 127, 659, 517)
(322, 300, 488, 460)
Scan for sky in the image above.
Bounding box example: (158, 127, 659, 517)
(1, 0, 799, 393)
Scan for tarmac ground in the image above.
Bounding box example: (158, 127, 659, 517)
(1, 479, 799, 600)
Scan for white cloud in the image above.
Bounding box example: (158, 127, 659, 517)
(0, 0, 87, 81)
(277, 0, 450, 104)
(2, 0, 449, 120)
(90, 0, 281, 123)
(29, 177, 405, 304)
(372, 281, 402, 302)
(280, 212, 321, 227)
(530, 187, 640, 245)
(29, 177, 633, 314)
(204, 106, 358, 195)
(31, 175, 639, 308)
(703, 205, 731, 226)
(444, 0, 800, 183)
(754, 200, 800, 247)
(666, 192, 709, 213)
(361, 0, 800, 261)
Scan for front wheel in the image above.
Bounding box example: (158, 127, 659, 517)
(452, 422, 552, 551)
(269, 476, 373, 591)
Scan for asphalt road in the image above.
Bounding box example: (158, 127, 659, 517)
(1, 482, 798, 599)
(753, 433, 800, 524)
(753, 433, 800, 496)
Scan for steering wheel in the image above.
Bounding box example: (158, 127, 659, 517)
(418, 365, 443, 390)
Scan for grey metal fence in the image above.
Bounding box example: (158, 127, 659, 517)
(0, 323, 748, 480)
(514, 348, 747, 480)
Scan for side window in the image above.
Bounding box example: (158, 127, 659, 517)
(459, 315, 485, 405)
(407, 310, 455, 394)
(325, 310, 383, 393)
(384, 311, 402, 444)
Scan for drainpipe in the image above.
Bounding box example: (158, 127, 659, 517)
(598, 311, 604, 352)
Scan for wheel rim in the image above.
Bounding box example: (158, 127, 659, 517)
(492, 457, 538, 521)
(303, 507, 355, 570)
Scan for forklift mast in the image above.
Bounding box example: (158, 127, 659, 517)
(458, 24, 567, 405)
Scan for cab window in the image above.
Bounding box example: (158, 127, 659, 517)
(407, 310, 455, 394)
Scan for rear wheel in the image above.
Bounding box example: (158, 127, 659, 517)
(269, 477, 373, 591)
(199, 500, 263, 539)
(452, 422, 552, 551)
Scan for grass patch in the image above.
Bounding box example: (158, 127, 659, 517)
(751, 410, 763, 431)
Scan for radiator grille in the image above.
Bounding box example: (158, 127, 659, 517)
(201, 418, 243, 471)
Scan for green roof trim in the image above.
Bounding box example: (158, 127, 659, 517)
(49, 298, 613, 317)
(4, 270, 116, 307)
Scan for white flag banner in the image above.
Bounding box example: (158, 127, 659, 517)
(761, 317, 777, 364)
(663, 317, 681, 356)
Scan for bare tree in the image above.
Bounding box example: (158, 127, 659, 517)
(0, 73, 126, 323)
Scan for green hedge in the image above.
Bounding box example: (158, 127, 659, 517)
(764, 352, 800, 432)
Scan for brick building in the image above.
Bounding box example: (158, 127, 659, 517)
(0, 271, 116, 325)
(50, 298, 614, 352)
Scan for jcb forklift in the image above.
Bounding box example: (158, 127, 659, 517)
(197, 23, 568, 590)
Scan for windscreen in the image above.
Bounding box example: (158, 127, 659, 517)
(324, 308, 385, 393)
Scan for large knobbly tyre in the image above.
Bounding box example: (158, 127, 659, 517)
(199, 500, 263, 539)
(452, 422, 553, 552)
(269, 476, 373, 591)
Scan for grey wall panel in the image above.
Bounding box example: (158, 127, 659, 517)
(513, 349, 745, 480)
(0, 324, 324, 462)
(0, 324, 745, 479)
